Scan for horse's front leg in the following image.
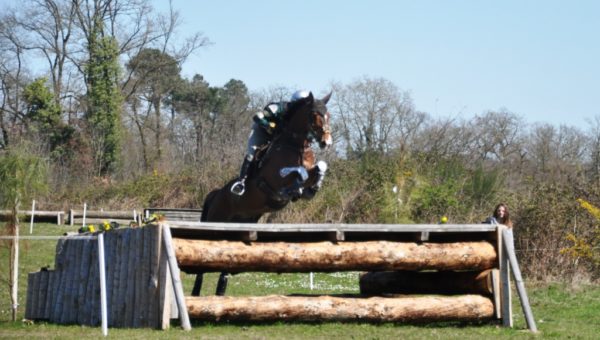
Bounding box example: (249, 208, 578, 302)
(301, 161, 328, 200)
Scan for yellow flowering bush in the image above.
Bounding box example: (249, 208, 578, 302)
(561, 199, 600, 269)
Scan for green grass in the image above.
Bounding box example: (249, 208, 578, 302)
(1, 223, 599, 339)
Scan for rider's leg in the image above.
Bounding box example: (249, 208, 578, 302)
(231, 123, 267, 196)
(231, 154, 253, 195)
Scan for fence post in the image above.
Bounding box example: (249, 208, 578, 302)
(98, 233, 108, 336)
(499, 225, 512, 327)
(82, 203, 87, 227)
(162, 223, 191, 330)
(503, 228, 538, 332)
(29, 200, 36, 234)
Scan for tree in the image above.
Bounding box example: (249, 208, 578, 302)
(0, 145, 47, 321)
(84, 19, 122, 175)
(209, 79, 250, 153)
(126, 48, 181, 170)
(330, 76, 424, 158)
(526, 123, 587, 182)
(469, 109, 524, 162)
(14, 0, 76, 109)
(0, 12, 28, 149)
(22, 78, 76, 161)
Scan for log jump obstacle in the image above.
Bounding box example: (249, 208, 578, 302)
(25, 222, 536, 331)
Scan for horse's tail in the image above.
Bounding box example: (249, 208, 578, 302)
(200, 189, 219, 221)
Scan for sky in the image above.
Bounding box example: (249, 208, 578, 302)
(1, 0, 598, 128)
(151, 0, 599, 129)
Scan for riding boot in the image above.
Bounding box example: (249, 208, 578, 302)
(231, 157, 252, 196)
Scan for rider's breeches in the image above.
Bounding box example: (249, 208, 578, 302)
(245, 122, 269, 161)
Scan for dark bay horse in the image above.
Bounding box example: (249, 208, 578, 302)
(193, 92, 332, 295)
(202, 92, 332, 222)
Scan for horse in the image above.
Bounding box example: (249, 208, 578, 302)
(192, 92, 332, 296)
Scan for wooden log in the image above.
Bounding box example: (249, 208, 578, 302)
(0, 210, 64, 224)
(173, 240, 497, 272)
(49, 267, 61, 323)
(132, 227, 143, 328)
(26, 273, 35, 319)
(70, 210, 136, 219)
(37, 270, 49, 320)
(44, 271, 55, 320)
(31, 272, 41, 319)
(124, 228, 138, 327)
(29, 272, 41, 319)
(186, 294, 494, 322)
(81, 239, 97, 326)
(67, 238, 83, 323)
(115, 229, 131, 327)
(147, 225, 160, 327)
(88, 238, 100, 326)
(76, 238, 92, 325)
(139, 225, 151, 326)
(359, 270, 493, 295)
(108, 231, 120, 326)
(71, 218, 132, 226)
(52, 239, 70, 323)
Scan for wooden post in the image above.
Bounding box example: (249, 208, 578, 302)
(502, 228, 538, 332)
(98, 233, 108, 336)
(29, 200, 35, 234)
(498, 225, 512, 327)
(162, 224, 191, 331)
(491, 269, 501, 319)
(11, 218, 19, 321)
(82, 203, 87, 227)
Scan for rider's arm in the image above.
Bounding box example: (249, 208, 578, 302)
(253, 110, 270, 127)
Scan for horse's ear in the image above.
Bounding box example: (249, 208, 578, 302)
(321, 91, 332, 104)
(307, 92, 314, 103)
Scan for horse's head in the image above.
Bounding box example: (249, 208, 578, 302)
(285, 92, 333, 149)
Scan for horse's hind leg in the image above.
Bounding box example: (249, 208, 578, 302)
(215, 272, 228, 296)
(191, 273, 204, 296)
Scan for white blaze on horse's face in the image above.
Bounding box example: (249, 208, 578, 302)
(312, 110, 331, 149)
(321, 111, 332, 148)
(318, 92, 333, 149)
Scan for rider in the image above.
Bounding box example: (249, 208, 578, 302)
(230, 90, 311, 196)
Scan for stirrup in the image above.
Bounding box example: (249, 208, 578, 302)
(230, 180, 246, 196)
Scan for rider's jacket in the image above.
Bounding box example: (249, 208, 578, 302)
(253, 102, 288, 135)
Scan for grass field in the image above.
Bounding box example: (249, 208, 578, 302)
(1, 223, 599, 339)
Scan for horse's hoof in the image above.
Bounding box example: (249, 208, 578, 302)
(301, 187, 317, 200)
